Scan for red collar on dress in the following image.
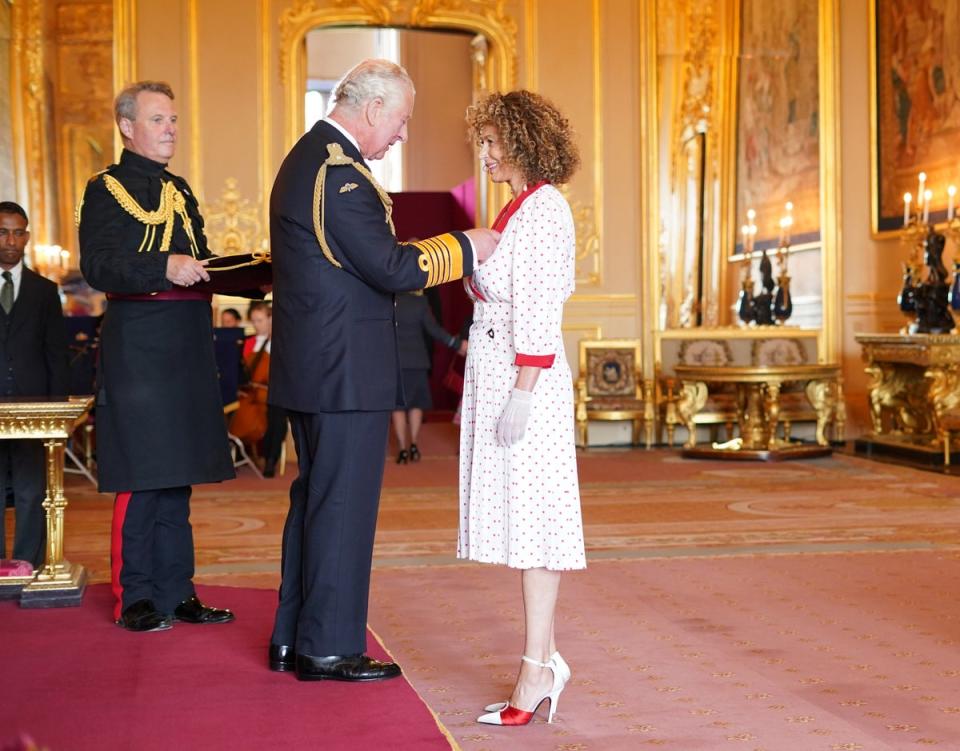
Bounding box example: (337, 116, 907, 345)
(491, 181, 549, 232)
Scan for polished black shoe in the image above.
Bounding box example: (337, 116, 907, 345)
(116, 599, 173, 632)
(269, 643, 296, 672)
(409, 444, 421, 462)
(172, 594, 235, 624)
(295, 653, 402, 682)
(396, 449, 409, 465)
(263, 459, 277, 478)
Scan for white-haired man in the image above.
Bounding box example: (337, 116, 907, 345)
(268, 59, 498, 681)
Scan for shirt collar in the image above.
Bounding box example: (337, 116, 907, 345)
(322, 117, 362, 157)
(1, 260, 23, 282)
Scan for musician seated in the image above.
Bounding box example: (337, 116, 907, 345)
(233, 302, 287, 477)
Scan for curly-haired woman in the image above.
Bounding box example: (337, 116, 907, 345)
(459, 90, 586, 727)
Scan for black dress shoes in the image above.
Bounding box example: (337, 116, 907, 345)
(172, 594, 235, 624)
(117, 599, 172, 632)
(295, 653, 402, 682)
(269, 643, 296, 672)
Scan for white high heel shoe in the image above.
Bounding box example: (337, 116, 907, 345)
(478, 654, 567, 725)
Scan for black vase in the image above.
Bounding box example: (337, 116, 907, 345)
(898, 267, 916, 313)
(773, 274, 793, 322)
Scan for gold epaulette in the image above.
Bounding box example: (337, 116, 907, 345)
(99, 174, 200, 257)
(74, 168, 109, 228)
(403, 234, 466, 288)
(313, 142, 395, 269)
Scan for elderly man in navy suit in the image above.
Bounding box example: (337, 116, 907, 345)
(0, 201, 69, 569)
(268, 59, 498, 682)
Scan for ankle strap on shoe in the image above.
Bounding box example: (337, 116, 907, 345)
(521, 655, 551, 668)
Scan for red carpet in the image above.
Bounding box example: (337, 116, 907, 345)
(0, 585, 452, 751)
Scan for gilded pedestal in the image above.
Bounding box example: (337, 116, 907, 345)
(855, 334, 960, 463)
(0, 397, 94, 607)
(674, 364, 840, 460)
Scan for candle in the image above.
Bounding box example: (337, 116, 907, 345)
(746, 209, 756, 253)
(741, 224, 749, 254)
(923, 189, 932, 224)
(59, 248, 69, 271)
(918, 172, 927, 208)
(949, 186, 956, 221)
(904, 192, 912, 226)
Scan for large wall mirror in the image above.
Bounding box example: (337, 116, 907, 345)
(304, 27, 476, 198)
(280, 3, 520, 227)
(653, 0, 840, 359)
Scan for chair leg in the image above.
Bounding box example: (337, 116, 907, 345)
(945, 430, 951, 467)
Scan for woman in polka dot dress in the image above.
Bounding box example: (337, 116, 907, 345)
(459, 91, 586, 727)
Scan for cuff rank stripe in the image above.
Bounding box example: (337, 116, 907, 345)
(410, 233, 463, 287)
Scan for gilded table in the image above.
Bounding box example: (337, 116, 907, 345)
(855, 333, 960, 462)
(0, 397, 94, 606)
(674, 364, 841, 460)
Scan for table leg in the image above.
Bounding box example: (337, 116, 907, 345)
(763, 381, 782, 450)
(677, 381, 708, 449)
(805, 378, 837, 446)
(20, 437, 87, 606)
(741, 383, 766, 450)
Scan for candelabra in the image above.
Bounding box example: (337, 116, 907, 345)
(898, 212, 957, 334)
(32, 244, 71, 284)
(735, 205, 794, 327)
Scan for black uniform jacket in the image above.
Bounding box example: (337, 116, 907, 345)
(268, 120, 474, 413)
(0, 267, 69, 397)
(78, 149, 234, 492)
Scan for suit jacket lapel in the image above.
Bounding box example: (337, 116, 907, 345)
(8, 268, 40, 336)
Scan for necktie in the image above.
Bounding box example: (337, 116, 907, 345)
(0, 271, 12, 315)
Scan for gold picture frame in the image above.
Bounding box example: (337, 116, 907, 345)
(869, 1, 960, 237)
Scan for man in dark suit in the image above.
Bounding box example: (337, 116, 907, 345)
(268, 59, 498, 681)
(78, 81, 236, 632)
(0, 201, 69, 568)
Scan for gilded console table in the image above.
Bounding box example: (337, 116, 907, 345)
(0, 397, 94, 607)
(855, 333, 960, 462)
(674, 364, 841, 460)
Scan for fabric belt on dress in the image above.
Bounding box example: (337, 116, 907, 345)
(473, 300, 512, 323)
(106, 289, 212, 302)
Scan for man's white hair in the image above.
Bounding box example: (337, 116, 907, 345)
(332, 59, 415, 110)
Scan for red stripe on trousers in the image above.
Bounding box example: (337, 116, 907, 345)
(111, 492, 133, 621)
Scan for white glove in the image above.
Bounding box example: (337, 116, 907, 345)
(497, 388, 534, 446)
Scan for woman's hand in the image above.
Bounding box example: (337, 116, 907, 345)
(497, 388, 533, 446)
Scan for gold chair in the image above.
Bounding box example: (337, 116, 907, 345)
(575, 339, 654, 448)
(941, 410, 960, 466)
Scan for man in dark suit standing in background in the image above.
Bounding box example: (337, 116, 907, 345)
(268, 58, 498, 682)
(0, 201, 69, 569)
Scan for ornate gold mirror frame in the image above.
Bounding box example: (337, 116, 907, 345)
(644, 0, 841, 367)
(278, 0, 518, 227)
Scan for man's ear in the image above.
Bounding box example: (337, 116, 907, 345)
(118, 117, 134, 140)
(364, 97, 384, 127)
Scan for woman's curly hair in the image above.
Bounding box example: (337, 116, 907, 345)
(466, 90, 580, 185)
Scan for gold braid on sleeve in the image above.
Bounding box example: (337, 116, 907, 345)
(102, 174, 200, 257)
(312, 142, 396, 269)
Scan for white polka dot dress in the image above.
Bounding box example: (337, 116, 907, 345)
(458, 183, 586, 571)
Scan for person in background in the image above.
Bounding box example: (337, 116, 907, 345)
(392, 290, 466, 464)
(0, 201, 69, 569)
(233, 301, 287, 477)
(459, 90, 586, 727)
(220, 307, 243, 328)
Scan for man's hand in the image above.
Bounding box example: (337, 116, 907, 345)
(464, 228, 500, 265)
(458, 339, 469, 357)
(166, 255, 211, 286)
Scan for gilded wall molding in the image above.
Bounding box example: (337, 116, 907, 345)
(204, 178, 265, 255)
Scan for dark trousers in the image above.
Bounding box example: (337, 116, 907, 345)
(0, 440, 46, 567)
(263, 405, 288, 465)
(271, 410, 389, 656)
(110, 486, 195, 620)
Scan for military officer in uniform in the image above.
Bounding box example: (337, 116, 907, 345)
(268, 59, 499, 681)
(78, 81, 236, 632)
